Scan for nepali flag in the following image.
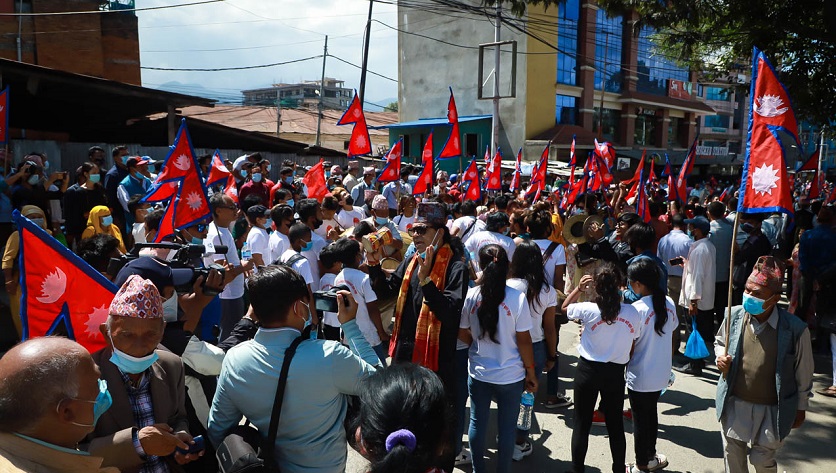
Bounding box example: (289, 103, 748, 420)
(483, 145, 490, 167)
(509, 148, 522, 192)
(462, 157, 481, 202)
(378, 139, 403, 183)
(797, 148, 819, 172)
(206, 149, 231, 187)
(808, 171, 822, 200)
(437, 87, 461, 159)
(15, 210, 118, 353)
(413, 132, 434, 195)
(337, 90, 372, 158)
(625, 150, 647, 202)
(675, 138, 698, 203)
(303, 159, 329, 201)
(485, 147, 503, 191)
(635, 167, 651, 223)
(737, 47, 798, 216)
(0, 86, 8, 145)
(828, 185, 836, 205)
(525, 143, 550, 200)
(224, 174, 239, 204)
(647, 156, 657, 184)
(594, 138, 616, 169)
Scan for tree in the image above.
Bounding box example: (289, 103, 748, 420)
(384, 101, 399, 112)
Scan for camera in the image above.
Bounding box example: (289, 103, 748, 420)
(313, 284, 349, 313)
(23, 161, 42, 175)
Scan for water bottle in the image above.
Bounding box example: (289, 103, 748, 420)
(661, 371, 676, 395)
(516, 391, 535, 430)
(241, 241, 252, 261)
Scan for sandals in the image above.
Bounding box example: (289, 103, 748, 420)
(817, 386, 836, 398)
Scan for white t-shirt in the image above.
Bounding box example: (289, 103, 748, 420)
(568, 301, 641, 365)
(506, 278, 557, 343)
(132, 222, 146, 246)
(335, 267, 380, 346)
(319, 272, 339, 327)
(534, 239, 566, 288)
(627, 295, 678, 392)
(280, 249, 313, 286)
(302, 232, 327, 290)
(335, 207, 365, 229)
(394, 214, 415, 232)
(205, 224, 245, 299)
(314, 218, 340, 240)
(460, 284, 533, 385)
(246, 226, 270, 266)
(465, 230, 515, 262)
(452, 216, 485, 244)
(268, 231, 290, 266)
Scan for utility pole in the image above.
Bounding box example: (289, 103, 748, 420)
(315, 35, 328, 148)
(16, 0, 23, 61)
(275, 88, 281, 136)
(491, 5, 501, 158)
(597, 30, 609, 141)
(359, 0, 374, 106)
(819, 126, 827, 173)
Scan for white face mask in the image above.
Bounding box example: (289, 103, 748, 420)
(162, 294, 179, 322)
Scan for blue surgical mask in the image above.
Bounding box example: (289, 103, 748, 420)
(241, 169, 248, 179)
(297, 300, 317, 339)
(65, 379, 112, 428)
(266, 164, 272, 172)
(325, 171, 331, 179)
(30, 217, 45, 228)
(191, 236, 203, 245)
(301, 240, 314, 252)
(121, 155, 130, 165)
(742, 293, 768, 315)
(375, 216, 389, 225)
(27, 175, 40, 186)
(88, 173, 101, 184)
(101, 215, 114, 227)
(252, 173, 263, 183)
(502, 228, 510, 236)
(687, 230, 694, 239)
(264, 218, 273, 230)
(285, 176, 293, 185)
(286, 199, 295, 208)
(109, 341, 159, 375)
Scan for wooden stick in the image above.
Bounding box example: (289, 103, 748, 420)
(724, 211, 740, 358)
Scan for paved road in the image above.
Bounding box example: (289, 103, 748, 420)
(348, 322, 836, 473)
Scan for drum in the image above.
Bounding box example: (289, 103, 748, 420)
(380, 258, 400, 274)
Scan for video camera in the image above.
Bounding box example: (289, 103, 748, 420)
(107, 242, 228, 297)
(313, 284, 349, 313)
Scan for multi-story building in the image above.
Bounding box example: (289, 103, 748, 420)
(0, 0, 140, 85)
(693, 78, 749, 172)
(242, 78, 354, 110)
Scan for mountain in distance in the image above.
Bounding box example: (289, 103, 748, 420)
(152, 81, 242, 104)
(367, 96, 397, 112)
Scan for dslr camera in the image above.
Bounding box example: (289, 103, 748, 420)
(313, 284, 349, 313)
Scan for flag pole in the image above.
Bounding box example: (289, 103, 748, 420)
(724, 211, 740, 362)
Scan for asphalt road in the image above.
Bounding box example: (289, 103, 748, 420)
(347, 322, 836, 473)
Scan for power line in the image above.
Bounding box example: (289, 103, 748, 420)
(327, 54, 398, 83)
(0, 0, 224, 16)
(141, 55, 322, 72)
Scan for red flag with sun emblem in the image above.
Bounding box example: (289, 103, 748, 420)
(0, 86, 9, 145)
(224, 174, 239, 204)
(737, 47, 797, 216)
(206, 149, 231, 187)
(413, 132, 434, 195)
(302, 158, 329, 201)
(509, 148, 522, 192)
(485, 147, 503, 191)
(462, 157, 481, 202)
(337, 90, 372, 157)
(378, 139, 403, 183)
(14, 210, 118, 353)
(437, 87, 461, 159)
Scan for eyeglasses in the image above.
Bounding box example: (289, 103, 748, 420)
(217, 205, 238, 211)
(408, 225, 430, 236)
(195, 224, 208, 233)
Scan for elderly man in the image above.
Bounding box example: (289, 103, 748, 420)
(85, 275, 202, 473)
(715, 256, 813, 473)
(0, 337, 117, 473)
(342, 160, 361, 192)
(350, 166, 377, 211)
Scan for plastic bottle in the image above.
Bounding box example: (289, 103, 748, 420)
(516, 391, 535, 430)
(241, 241, 252, 261)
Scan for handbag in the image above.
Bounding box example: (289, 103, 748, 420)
(684, 320, 710, 359)
(216, 336, 306, 473)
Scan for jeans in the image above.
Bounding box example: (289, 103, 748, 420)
(454, 348, 469, 455)
(571, 357, 627, 473)
(546, 331, 560, 396)
(627, 389, 661, 467)
(372, 343, 388, 367)
(517, 341, 546, 441)
(468, 377, 524, 473)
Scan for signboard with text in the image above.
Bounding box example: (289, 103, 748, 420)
(668, 79, 695, 100)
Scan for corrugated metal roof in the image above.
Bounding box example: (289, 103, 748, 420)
(370, 115, 492, 129)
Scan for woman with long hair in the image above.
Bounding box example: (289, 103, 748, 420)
(459, 244, 538, 473)
(507, 240, 558, 460)
(562, 262, 641, 473)
(63, 161, 106, 249)
(626, 258, 677, 473)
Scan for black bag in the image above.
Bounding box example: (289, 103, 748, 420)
(216, 336, 306, 473)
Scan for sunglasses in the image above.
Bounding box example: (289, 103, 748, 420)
(408, 225, 431, 236)
(195, 224, 208, 233)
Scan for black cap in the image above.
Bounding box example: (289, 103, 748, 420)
(617, 212, 640, 226)
(114, 256, 193, 291)
(684, 216, 710, 235)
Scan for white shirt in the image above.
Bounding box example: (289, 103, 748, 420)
(205, 223, 245, 299)
(679, 237, 716, 311)
(335, 267, 380, 346)
(452, 216, 485, 244)
(460, 284, 533, 385)
(394, 214, 415, 232)
(506, 278, 557, 343)
(268, 231, 290, 266)
(342, 173, 360, 192)
(534, 239, 566, 288)
(568, 301, 641, 364)
(132, 222, 146, 246)
(335, 207, 365, 229)
(319, 273, 339, 327)
(280, 249, 313, 286)
(302, 232, 327, 291)
(627, 295, 678, 392)
(246, 226, 270, 264)
(315, 218, 340, 240)
(657, 229, 692, 277)
(465, 230, 515, 262)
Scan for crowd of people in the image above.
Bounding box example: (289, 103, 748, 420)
(0, 145, 830, 473)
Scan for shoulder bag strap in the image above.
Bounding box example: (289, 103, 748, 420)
(543, 241, 559, 262)
(462, 217, 478, 240)
(262, 336, 305, 465)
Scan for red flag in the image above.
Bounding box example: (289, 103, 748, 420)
(462, 158, 481, 202)
(675, 138, 698, 203)
(437, 87, 461, 159)
(302, 159, 329, 201)
(173, 172, 211, 229)
(828, 185, 836, 204)
(485, 147, 503, 191)
(15, 211, 118, 353)
(206, 149, 231, 187)
(336, 90, 372, 157)
(377, 139, 402, 183)
(808, 171, 821, 199)
(737, 47, 797, 216)
(153, 202, 176, 243)
(413, 132, 434, 195)
(636, 167, 651, 223)
(625, 150, 647, 201)
(153, 121, 197, 184)
(797, 148, 819, 172)
(509, 148, 522, 192)
(647, 157, 657, 184)
(224, 174, 239, 204)
(0, 86, 9, 145)
(483, 145, 490, 167)
(594, 138, 616, 169)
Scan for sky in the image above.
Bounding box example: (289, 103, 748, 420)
(136, 0, 400, 109)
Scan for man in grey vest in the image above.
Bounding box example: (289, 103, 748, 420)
(714, 256, 813, 473)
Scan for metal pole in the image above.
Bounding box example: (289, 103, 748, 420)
(16, 0, 23, 61)
(315, 35, 328, 148)
(597, 30, 609, 140)
(819, 126, 826, 173)
(491, 5, 501, 158)
(723, 211, 740, 362)
(359, 0, 374, 106)
(276, 88, 281, 136)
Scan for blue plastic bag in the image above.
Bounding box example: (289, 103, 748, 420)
(684, 320, 710, 359)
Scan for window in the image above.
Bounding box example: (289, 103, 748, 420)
(556, 0, 579, 86)
(705, 86, 730, 101)
(634, 116, 657, 146)
(400, 135, 411, 158)
(465, 133, 479, 158)
(668, 117, 682, 148)
(733, 94, 745, 130)
(555, 95, 578, 125)
(704, 115, 730, 129)
(594, 10, 623, 93)
(592, 107, 621, 143)
(636, 26, 689, 96)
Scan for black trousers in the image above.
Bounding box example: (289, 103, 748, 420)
(323, 324, 341, 341)
(713, 280, 730, 328)
(572, 357, 626, 473)
(627, 389, 662, 467)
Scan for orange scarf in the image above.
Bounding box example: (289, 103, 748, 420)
(388, 244, 452, 372)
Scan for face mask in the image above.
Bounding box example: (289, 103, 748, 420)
(88, 173, 101, 184)
(109, 341, 159, 375)
(145, 207, 154, 215)
(325, 171, 331, 179)
(31, 217, 45, 228)
(301, 240, 314, 252)
(375, 216, 389, 226)
(121, 155, 130, 165)
(162, 294, 179, 322)
(190, 236, 203, 245)
(687, 230, 694, 239)
(43, 161, 50, 170)
(741, 223, 755, 233)
(285, 176, 293, 185)
(64, 379, 112, 428)
(252, 173, 263, 183)
(742, 293, 769, 315)
(241, 170, 248, 179)
(27, 175, 40, 186)
(502, 228, 510, 236)
(266, 164, 272, 172)
(297, 300, 312, 329)
(264, 218, 273, 230)
(286, 199, 295, 208)
(101, 215, 114, 227)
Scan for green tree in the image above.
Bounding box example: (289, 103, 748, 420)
(384, 101, 399, 112)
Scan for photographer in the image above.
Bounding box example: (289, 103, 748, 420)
(10, 157, 68, 225)
(207, 265, 382, 473)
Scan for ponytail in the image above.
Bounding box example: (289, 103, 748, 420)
(627, 258, 669, 335)
(476, 244, 509, 343)
(594, 262, 623, 323)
